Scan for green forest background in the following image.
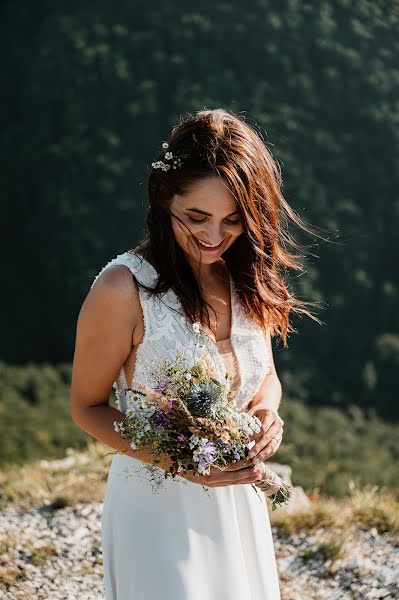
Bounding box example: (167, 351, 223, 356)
(1, 1, 398, 496)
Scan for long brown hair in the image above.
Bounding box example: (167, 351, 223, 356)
(133, 108, 327, 347)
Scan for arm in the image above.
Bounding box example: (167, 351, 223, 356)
(69, 265, 173, 472)
(246, 330, 284, 462)
(247, 329, 282, 414)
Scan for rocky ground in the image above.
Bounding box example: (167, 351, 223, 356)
(1, 453, 398, 599)
(0, 498, 398, 600)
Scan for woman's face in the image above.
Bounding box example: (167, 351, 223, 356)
(170, 176, 244, 267)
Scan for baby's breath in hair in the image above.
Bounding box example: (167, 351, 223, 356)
(151, 141, 187, 172)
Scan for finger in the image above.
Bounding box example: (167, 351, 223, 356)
(247, 407, 275, 430)
(251, 421, 274, 444)
(257, 438, 282, 461)
(221, 449, 258, 469)
(214, 472, 262, 487)
(230, 467, 264, 486)
(182, 461, 262, 485)
(212, 465, 261, 486)
(190, 464, 263, 487)
(248, 432, 277, 459)
(248, 426, 283, 459)
(254, 432, 272, 453)
(222, 457, 252, 471)
(248, 417, 277, 447)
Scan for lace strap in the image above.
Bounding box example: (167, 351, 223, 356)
(89, 251, 160, 392)
(90, 251, 158, 290)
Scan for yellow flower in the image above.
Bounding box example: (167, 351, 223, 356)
(118, 450, 126, 455)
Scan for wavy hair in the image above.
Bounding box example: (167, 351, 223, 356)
(132, 108, 327, 347)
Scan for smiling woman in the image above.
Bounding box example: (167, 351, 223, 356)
(140, 108, 323, 344)
(71, 108, 324, 600)
(170, 176, 244, 264)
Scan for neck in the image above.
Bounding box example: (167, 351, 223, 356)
(186, 256, 227, 286)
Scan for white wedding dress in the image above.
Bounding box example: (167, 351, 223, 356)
(91, 250, 281, 599)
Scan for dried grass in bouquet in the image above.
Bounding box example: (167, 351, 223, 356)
(110, 323, 294, 510)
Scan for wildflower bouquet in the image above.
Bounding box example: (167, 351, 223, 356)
(111, 323, 293, 510)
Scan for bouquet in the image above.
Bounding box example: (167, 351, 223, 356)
(111, 323, 294, 510)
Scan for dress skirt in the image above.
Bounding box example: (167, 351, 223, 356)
(101, 453, 281, 599)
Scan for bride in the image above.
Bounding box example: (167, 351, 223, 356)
(70, 108, 318, 599)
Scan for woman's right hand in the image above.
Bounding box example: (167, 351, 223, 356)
(179, 457, 264, 487)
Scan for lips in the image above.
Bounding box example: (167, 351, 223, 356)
(194, 238, 225, 251)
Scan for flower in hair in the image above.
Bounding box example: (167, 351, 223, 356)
(152, 141, 186, 171)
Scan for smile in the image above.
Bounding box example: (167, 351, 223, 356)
(194, 238, 225, 251)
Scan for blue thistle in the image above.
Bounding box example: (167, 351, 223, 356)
(186, 381, 221, 416)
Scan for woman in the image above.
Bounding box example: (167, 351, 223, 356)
(70, 108, 320, 599)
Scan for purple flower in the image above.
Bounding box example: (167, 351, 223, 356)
(202, 441, 218, 463)
(177, 434, 186, 441)
(154, 376, 172, 393)
(152, 411, 172, 428)
(230, 444, 240, 460)
(215, 439, 230, 449)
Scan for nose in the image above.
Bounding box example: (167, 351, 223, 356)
(200, 223, 227, 245)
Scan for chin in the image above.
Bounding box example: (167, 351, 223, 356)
(183, 248, 218, 265)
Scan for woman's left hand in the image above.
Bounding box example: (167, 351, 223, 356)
(246, 404, 284, 463)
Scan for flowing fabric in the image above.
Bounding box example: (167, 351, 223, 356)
(91, 251, 281, 599)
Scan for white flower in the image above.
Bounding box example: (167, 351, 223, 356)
(152, 160, 171, 171)
(189, 434, 200, 449)
(192, 322, 201, 334)
(185, 372, 192, 381)
(152, 142, 185, 172)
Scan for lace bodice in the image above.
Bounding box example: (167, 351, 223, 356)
(90, 250, 271, 414)
(215, 338, 241, 392)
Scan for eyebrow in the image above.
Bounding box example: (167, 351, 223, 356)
(186, 207, 239, 217)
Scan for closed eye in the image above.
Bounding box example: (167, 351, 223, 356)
(188, 216, 241, 225)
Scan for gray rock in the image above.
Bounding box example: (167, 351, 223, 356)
(0, 488, 398, 600)
(266, 461, 293, 485)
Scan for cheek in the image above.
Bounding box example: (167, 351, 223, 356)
(171, 218, 195, 250)
(229, 224, 244, 240)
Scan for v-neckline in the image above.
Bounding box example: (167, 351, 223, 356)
(130, 250, 234, 342)
(194, 271, 241, 390)
(127, 251, 241, 391)
(200, 266, 234, 345)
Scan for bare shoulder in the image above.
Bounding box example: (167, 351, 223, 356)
(90, 262, 140, 295)
(78, 262, 145, 350)
(70, 264, 142, 417)
(83, 263, 141, 325)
